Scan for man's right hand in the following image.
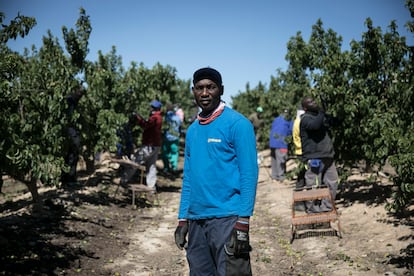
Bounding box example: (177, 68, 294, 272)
(174, 220, 188, 250)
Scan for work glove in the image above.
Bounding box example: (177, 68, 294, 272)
(174, 220, 189, 250)
(224, 220, 252, 256)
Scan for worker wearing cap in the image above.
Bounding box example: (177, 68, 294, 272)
(129, 100, 163, 192)
(174, 67, 258, 275)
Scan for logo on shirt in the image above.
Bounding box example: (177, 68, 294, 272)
(207, 138, 222, 143)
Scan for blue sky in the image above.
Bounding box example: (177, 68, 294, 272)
(2, 0, 413, 105)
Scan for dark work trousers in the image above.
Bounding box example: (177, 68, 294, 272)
(270, 148, 288, 180)
(304, 158, 338, 213)
(187, 217, 252, 276)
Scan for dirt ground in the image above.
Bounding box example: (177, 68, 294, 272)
(0, 150, 413, 276)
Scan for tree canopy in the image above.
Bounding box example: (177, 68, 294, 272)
(1, 1, 413, 211)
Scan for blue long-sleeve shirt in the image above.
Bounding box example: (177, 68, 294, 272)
(269, 115, 293, 149)
(178, 107, 258, 220)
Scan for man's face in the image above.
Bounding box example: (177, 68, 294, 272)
(192, 79, 223, 116)
(303, 97, 319, 112)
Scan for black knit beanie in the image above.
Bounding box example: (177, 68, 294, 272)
(192, 67, 222, 86)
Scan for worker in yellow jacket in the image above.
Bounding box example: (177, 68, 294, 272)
(293, 108, 306, 190)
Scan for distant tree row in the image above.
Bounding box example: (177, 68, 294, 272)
(0, 9, 193, 202)
(232, 0, 414, 212)
(1, 1, 413, 212)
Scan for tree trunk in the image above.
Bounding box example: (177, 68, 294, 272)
(365, 160, 373, 173)
(85, 157, 95, 175)
(26, 178, 39, 203)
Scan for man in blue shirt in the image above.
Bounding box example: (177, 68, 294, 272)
(174, 67, 258, 275)
(269, 109, 293, 182)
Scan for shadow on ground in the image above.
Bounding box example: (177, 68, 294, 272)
(338, 179, 414, 271)
(0, 167, 137, 275)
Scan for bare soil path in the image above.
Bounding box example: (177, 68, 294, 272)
(0, 151, 413, 275)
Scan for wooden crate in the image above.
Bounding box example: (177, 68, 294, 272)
(291, 187, 341, 243)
